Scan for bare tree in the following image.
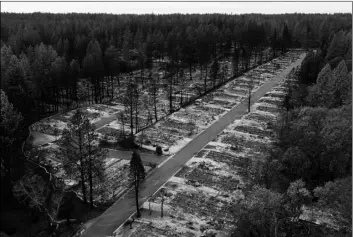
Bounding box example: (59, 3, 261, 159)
(258, 47, 264, 65)
(134, 85, 141, 133)
(53, 126, 60, 142)
(165, 68, 175, 113)
(117, 112, 125, 139)
(149, 200, 152, 215)
(123, 76, 138, 138)
(222, 64, 229, 84)
(83, 119, 106, 208)
(178, 69, 187, 106)
(149, 72, 159, 122)
(210, 58, 220, 88)
(59, 109, 89, 203)
(160, 189, 166, 218)
(147, 194, 156, 216)
(137, 121, 148, 149)
(247, 77, 255, 112)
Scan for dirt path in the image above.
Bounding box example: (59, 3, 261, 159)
(81, 53, 306, 237)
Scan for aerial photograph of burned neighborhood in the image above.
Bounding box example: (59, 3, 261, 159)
(0, 1, 352, 237)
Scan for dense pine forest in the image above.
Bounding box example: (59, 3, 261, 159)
(1, 13, 351, 123)
(0, 12, 352, 237)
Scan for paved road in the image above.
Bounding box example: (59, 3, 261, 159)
(81, 54, 306, 237)
(93, 114, 119, 129)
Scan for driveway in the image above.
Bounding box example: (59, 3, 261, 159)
(107, 149, 165, 165)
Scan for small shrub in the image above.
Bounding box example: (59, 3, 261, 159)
(266, 121, 273, 129)
(156, 146, 163, 155)
(118, 136, 137, 149)
(200, 225, 208, 233)
(99, 138, 110, 147)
